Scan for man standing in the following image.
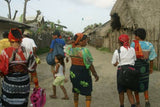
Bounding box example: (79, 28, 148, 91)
(49, 29, 65, 66)
(21, 31, 39, 84)
(21, 32, 37, 57)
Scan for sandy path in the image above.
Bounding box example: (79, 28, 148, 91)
(29, 45, 160, 107)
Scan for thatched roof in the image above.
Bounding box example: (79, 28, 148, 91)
(111, 0, 160, 30)
(110, 0, 160, 31)
(85, 21, 111, 37)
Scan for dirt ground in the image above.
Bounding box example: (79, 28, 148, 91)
(29, 46, 160, 107)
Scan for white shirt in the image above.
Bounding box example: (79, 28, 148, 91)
(111, 46, 136, 66)
(55, 63, 64, 77)
(21, 37, 37, 52)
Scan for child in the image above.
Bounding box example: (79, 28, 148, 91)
(112, 34, 136, 107)
(49, 54, 69, 100)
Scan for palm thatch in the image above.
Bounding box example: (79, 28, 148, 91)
(111, 0, 160, 31)
(110, 0, 160, 70)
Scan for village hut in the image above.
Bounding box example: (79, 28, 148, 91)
(109, 0, 160, 69)
(83, 21, 111, 48)
(0, 16, 31, 39)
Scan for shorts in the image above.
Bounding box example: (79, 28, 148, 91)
(53, 76, 65, 86)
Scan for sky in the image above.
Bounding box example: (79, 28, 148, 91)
(0, 0, 116, 34)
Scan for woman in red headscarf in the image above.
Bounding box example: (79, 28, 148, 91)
(0, 28, 39, 107)
(64, 33, 99, 107)
(111, 34, 137, 107)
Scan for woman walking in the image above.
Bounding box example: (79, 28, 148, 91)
(64, 33, 99, 107)
(112, 34, 136, 107)
(131, 28, 157, 107)
(0, 28, 39, 107)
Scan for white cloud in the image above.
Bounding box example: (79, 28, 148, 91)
(67, 0, 116, 8)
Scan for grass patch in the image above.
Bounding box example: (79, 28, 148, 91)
(36, 47, 50, 55)
(97, 47, 110, 52)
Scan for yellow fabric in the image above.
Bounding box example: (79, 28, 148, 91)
(53, 76, 65, 86)
(35, 57, 41, 64)
(0, 38, 10, 54)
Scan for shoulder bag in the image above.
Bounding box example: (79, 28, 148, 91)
(117, 49, 139, 91)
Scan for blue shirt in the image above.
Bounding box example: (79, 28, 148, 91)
(130, 41, 157, 60)
(50, 38, 65, 49)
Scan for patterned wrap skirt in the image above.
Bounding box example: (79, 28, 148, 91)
(70, 65, 92, 96)
(1, 72, 30, 107)
(135, 59, 149, 92)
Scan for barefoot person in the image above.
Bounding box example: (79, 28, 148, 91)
(50, 54, 69, 100)
(64, 33, 99, 107)
(0, 28, 39, 107)
(131, 28, 157, 107)
(112, 34, 136, 107)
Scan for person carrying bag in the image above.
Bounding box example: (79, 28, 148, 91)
(112, 34, 137, 107)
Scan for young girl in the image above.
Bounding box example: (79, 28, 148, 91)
(112, 34, 136, 107)
(49, 54, 69, 100)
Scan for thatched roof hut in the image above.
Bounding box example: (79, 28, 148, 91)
(111, 0, 160, 32)
(110, 0, 160, 70)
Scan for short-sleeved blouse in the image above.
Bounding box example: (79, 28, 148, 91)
(64, 45, 93, 69)
(130, 41, 157, 60)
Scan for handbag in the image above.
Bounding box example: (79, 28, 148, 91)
(46, 40, 65, 65)
(117, 49, 139, 91)
(30, 88, 46, 107)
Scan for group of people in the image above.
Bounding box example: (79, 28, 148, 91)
(48, 30, 99, 107)
(0, 27, 157, 107)
(112, 28, 157, 107)
(0, 28, 39, 107)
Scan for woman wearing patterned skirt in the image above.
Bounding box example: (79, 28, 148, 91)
(64, 33, 99, 107)
(131, 28, 157, 107)
(0, 28, 39, 107)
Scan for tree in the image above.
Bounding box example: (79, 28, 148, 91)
(4, 0, 18, 20)
(4, 0, 11, 19)
(23, 0, 41, 24)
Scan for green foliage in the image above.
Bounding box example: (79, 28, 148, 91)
(36, 47, 50, 55)
(97, 47, 110, 52)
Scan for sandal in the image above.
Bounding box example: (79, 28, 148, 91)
(49, 95, 57, 99)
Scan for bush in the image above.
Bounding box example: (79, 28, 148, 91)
(36, 47, 50, 55)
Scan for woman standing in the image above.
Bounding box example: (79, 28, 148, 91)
(0, 28, 39, 107)
(64, 33, 99, 107)
(130, 28, 157, 107)
(111, 34, 136, 107)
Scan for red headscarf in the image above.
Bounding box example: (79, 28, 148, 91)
(8, 28, 22, 42)
(118, 34, 130, 49)
(72, 33, 84, 48)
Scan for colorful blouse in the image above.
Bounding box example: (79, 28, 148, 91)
(64, 45, 93, 69)
(0, 46, 36, 75)
(130, 41, 157, 60)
